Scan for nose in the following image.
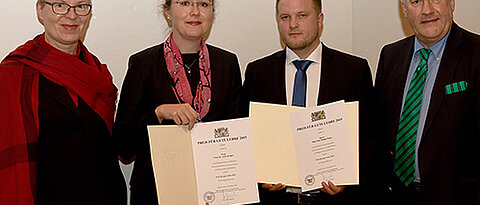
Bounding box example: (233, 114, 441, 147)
(422, 0, 434, 15)
(190, 3, 200, 15)
(65, 7, 79, 20)
(289, 17, 299, 28)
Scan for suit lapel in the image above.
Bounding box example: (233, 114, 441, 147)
(422, 23, 463, 141)
(275, 50, 288, 105)
(39, 75, 82, 117)
(317, 44, 339, 104)
(388, 38, 416, 150)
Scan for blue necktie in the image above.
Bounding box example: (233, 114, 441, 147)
(292, 60, 313, 107)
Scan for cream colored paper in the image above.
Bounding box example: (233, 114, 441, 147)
(147, 125, 198, 205)
(148, 118, 260, 205)
(249, 101, 359, 188)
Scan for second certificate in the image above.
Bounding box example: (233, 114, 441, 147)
(290, 100, 357, 192)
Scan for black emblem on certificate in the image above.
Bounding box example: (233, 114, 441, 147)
(203, 191, 215, 203)
(305, 174, 316, 186)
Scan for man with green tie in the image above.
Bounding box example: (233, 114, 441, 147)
(375, 0, 480, 204)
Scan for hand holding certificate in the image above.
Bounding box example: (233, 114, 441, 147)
(148, 118, 259, 205)
(249, 101, 359, 192)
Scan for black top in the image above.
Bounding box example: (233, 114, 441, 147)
(181, 52, 200, 98)
(36, 75, 127, 205)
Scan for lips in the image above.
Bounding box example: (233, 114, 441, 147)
(421, 18, 439, 24)
(62, 24, 79, 30)
(187, 21, 202, 26)
(289, 32, 302, 36)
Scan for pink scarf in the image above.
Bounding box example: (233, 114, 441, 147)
(163, 34, 211, 119)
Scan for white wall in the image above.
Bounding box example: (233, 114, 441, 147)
(352, 0, 480, 78)
(0, 0, 355, 88)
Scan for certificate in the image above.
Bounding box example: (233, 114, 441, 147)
(191, 118, 259, 205)
(249, 101, 358, 190)
(290, 100, 356, 191)
(147, 118, 259, 205)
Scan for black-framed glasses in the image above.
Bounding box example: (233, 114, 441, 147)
(173, 1, 212, 9)
(43, 1, 92, 16)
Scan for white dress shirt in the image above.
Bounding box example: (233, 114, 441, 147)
(285, 43, 323, 107)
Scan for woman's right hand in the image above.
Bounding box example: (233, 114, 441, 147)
(155, 103, 199, 130)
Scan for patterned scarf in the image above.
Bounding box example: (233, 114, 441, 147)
(163, 34, 211, 119)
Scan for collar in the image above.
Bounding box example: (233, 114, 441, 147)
(285, 41, 322, 65)
(413, 28, 451, 59)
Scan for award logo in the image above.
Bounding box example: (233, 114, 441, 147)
(305, 174, 316, 186)
(311, 110, 326, 122)
(203, 191, 215, 203)
(214, 127, 230, 138)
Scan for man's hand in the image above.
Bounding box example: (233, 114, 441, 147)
(261, 183, 287, 191)
(320, 181, 345, 195)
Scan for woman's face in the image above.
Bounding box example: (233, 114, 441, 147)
(165, 1, 214, 42)
(36, 0, 92, 51)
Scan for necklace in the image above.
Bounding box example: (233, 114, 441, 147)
(184, 57, 198, 76)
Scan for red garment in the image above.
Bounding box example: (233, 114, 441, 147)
(163, 34, 211, 119)
(0, 34, 117, 204)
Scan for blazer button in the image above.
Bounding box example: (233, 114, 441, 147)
(388, 186, 393, 191)
(390, 151, 394, 156)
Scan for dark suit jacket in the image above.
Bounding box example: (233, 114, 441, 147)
(375, 23, 480, 205)
(113, 43, 242, 205)
(241, 44, 376, 204)
(37, 75, 127, 205)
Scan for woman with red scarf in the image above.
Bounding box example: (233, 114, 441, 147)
(113, 0, 242, 204)
(0, 0, 126, 204)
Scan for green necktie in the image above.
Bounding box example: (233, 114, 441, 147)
(395, 48, 431, 187)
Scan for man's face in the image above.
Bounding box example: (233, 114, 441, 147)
(402, 0, 455, 47)
(277, 0, 323, 55)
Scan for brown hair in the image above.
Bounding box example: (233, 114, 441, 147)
(276, 0, 322, 14)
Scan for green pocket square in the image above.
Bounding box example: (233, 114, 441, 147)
(445, 81, 468, 94)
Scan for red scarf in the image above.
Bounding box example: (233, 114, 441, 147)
(163, 34, 211, 119)
(0, 34, 117, 204)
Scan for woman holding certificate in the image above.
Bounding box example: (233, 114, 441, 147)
(113, 0, 242, 204)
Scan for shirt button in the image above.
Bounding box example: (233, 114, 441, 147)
(179, 94, 183, 97)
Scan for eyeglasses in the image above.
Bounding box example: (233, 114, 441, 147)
(43, 1, 92, 16)
(173, 1, 212, 9)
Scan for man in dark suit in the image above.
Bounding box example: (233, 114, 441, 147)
(375, 0, 480, 204)
(241, 0, 376, 204)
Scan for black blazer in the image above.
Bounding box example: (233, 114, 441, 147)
(113, 43, 242, 205)
(375, 23, 480, 205)
(241, 44, 376, 204)
(37, 75, 127, 205)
